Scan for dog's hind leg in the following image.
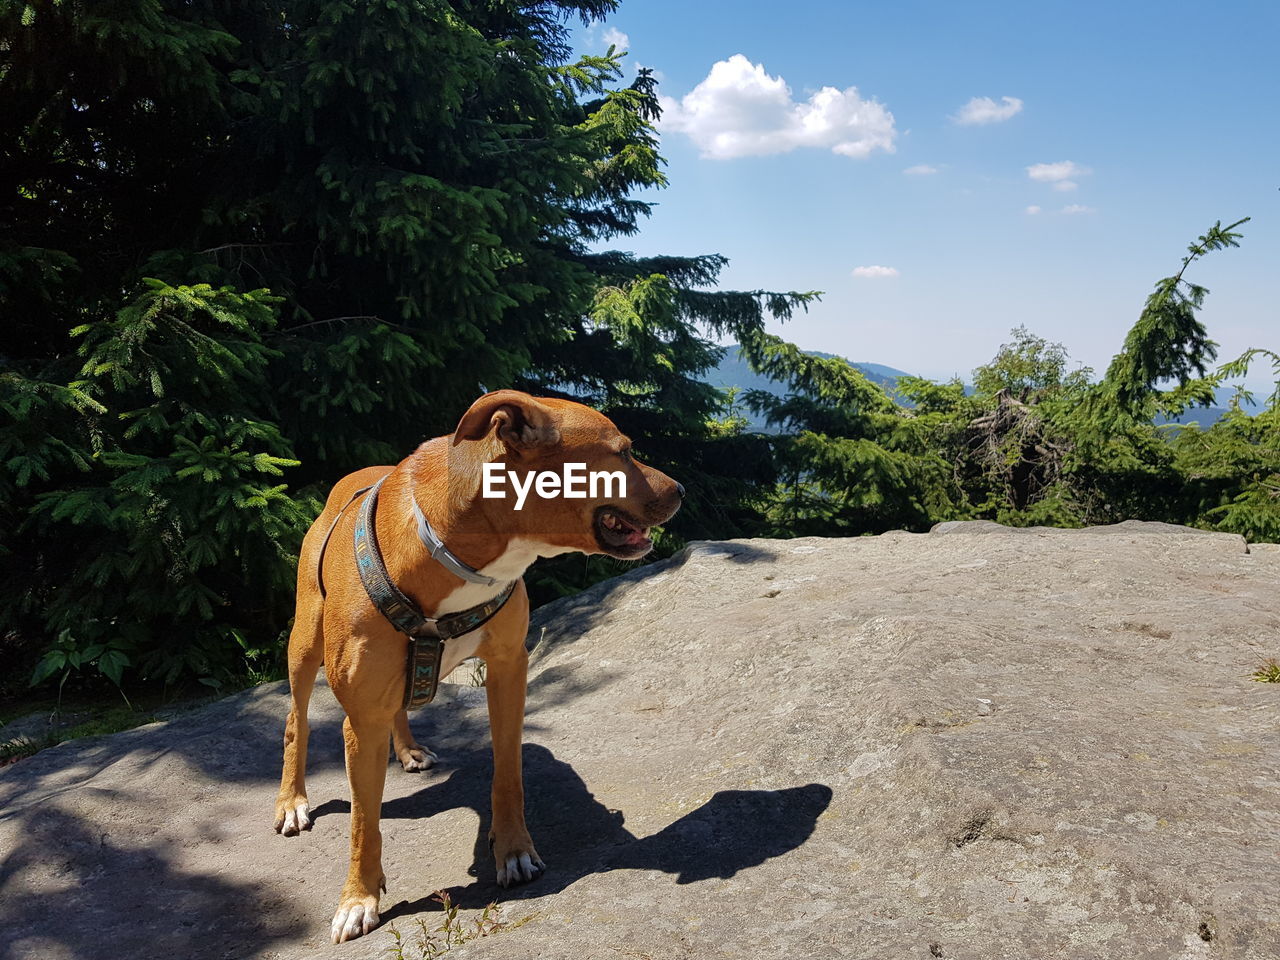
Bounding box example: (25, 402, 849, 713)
(275, 609, 323, 836)
(391, 709, 437, 772)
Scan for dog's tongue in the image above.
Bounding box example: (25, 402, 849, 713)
(623, 525, 649, 546)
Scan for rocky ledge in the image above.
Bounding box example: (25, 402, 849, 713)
(1, 521, 1277, 960)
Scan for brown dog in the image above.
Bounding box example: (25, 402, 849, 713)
(274, 390, 683, 943)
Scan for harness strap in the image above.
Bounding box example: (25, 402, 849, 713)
(352, 476, 516, 709)
(316, 482, 377, 598)
(404, 581, 515, 709)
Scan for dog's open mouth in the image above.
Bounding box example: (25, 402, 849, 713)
(594, 506, 653, 559)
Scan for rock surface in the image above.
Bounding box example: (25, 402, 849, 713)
(2, 521, 1278, 960)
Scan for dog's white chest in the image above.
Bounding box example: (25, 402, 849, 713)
(441, 630, 485, 679)
(433, 537, 565, 680)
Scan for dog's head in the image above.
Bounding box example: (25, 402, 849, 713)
(452, 390, 683, 560)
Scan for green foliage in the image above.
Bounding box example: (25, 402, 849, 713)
(730, 223, 1277, 544)
(2, 0, 810, 694)
(1169, 349, 1280, 542)
(972, 326, 1092, 401)
(707, 387, 751, 437)
(1100, 219, 1248, 416)
(29, 629, 135, 703)
(735, 331, 963, 535)
(4, 280, 315, 691)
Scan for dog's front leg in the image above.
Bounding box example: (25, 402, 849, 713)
(331, 715, 391, 943)
(484, 642, 545, 887)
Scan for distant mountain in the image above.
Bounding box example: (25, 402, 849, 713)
(704, 343, 1250, 431)
(1156, 401, 1241, 428)
(704, 344, 910, 431)
(706, 344, 909, 392)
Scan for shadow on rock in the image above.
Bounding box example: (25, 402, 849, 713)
(0, 804, 303, 960)
(604, 782, 833, 884)
(678, 540, 781, 566)
(378, 743, 831, 920)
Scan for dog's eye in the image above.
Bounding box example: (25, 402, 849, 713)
(619, 448, 633, 463)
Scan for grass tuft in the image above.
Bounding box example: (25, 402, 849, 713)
(385, 890, 526, 960)
(1249, 658, 1280, 683)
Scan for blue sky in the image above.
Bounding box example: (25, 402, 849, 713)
(574, 1, 1278, 389)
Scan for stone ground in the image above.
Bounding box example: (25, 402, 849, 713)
(1, 521, 1278, 960)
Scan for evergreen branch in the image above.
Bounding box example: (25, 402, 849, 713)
(279, 315, 390, 335)
(1099, 218, 1249, 416)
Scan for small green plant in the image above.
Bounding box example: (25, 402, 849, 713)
(385, 891, 515, 960)
(29, 629, 135, 709)
(1249, 658, 1280, 683)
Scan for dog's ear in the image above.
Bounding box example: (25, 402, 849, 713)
(452, 390, 561, 451)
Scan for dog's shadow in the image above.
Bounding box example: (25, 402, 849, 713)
(323, 743, 831, 919)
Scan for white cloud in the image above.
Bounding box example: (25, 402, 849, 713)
(952, 96, 1023, 126)
(852, 265, 900, 278)
(659, 55, 896, 160)
(602, 26, 629, 51)
(1060, 204, 1096, 215)
(1025, 205, 1041, 215)
(903, 164, 939, 176)
(1027, 161, 1090, 185)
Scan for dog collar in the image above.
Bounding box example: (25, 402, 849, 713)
(408, 484, 499, 586)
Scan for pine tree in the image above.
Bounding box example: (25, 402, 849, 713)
(1, 1, 813, 692)
(734, 331, 964, 535)
(1100, 219, 1248, 415)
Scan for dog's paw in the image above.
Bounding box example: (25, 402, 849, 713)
(496, 851, 545, 887)
(274, 797, 312, 836)
(491, 831, 545, 887)
(397, 745, 437, 773)
(331, 896, 380, 943)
